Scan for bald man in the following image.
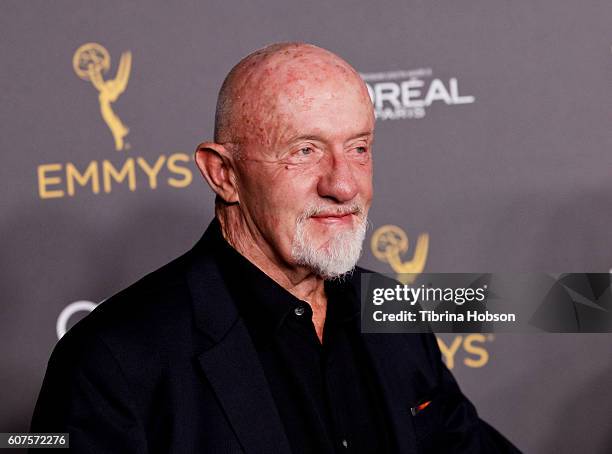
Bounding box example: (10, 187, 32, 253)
(31, 43, 519, 453)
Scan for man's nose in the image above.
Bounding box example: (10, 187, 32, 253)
(316, 149, 359, 203)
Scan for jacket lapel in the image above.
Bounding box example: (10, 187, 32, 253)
(348, 269, 420, 452)
(186, 223, 291, 454)
(197, 320, 292, 454)
(361, 332, 420, 454)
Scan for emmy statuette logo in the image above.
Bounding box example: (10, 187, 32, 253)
(371, 224, 429, 284)
(73, 43, 131, 151)
(36, 42, 193, 199)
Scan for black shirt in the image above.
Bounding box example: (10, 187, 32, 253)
(213, 227, 392, 454)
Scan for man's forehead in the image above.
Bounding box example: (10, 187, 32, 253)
(243, 82, 373, 148)
(216, 43, 373, 146)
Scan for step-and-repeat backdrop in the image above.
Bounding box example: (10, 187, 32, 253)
(2, 1, 612, 452)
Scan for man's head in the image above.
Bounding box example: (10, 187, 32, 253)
(195, 42, 375, 280)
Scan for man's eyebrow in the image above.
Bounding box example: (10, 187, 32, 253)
(347, 131, 374, 141)
(288, 134, 324, 143)
(288, 132, 373, 143)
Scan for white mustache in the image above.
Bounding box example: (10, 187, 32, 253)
(298, 204, 363, 221)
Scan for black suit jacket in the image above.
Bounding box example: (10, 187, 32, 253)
(31, 221, 520, 453)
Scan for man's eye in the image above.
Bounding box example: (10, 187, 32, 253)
(352, 146, 369, 155)
(284, 146, 321, 166)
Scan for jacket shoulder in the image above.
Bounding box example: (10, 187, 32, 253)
(60, 248, 202, 357)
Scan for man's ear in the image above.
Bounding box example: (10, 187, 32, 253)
(194, 142, 239, 204)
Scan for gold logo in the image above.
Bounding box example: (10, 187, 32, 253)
(36, 42, 193, 199)
(73, 43, 131, 151)
(370, 224, 429, 284)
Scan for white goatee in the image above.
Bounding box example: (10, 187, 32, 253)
(290, 204, 368, 280)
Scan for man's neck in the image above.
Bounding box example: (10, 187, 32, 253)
(216, 209, 328, 342)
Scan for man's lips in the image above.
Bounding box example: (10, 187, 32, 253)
(310, 212, 356, 224)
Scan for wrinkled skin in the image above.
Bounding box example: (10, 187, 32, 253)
(195, 43, 375, 340)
